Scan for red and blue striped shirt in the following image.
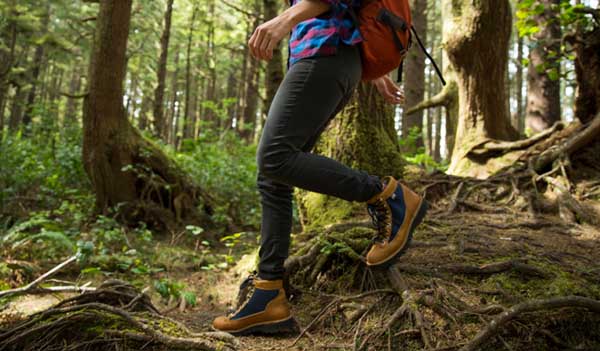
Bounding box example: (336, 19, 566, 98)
(288, 0, 362, 67)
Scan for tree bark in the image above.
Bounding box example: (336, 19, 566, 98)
(183, 6, 198, 140)
(152, 0, 175, 140)
(445, 0, 518, 177)
(22, 3, 51, 134)
(8, 85, 25, 133)
(63, 63, 83, 126)
(572, 26, 600, 124)
(82, 0, 212, 229)
(525, 0, 562, 133)
(514, 34, 525, 133)
(263, 0, 284, 118)
(402, 0, 427, 149)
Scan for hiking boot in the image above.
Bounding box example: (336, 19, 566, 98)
(212, 277, 294, 335)
(365, 176, 428, 267)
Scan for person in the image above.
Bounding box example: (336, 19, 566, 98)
(212, 0, 427, 335)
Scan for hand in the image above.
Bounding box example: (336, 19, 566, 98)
(248, 15, 293, 61)
(372, 75, 405, 105)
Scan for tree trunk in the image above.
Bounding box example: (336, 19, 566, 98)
(64, 63, 83, 126)
(22, 4, 50, 134)
(433, 107, 441, 162)
(138, 92, 151, 132)
(514, 35, 524, 133)
(183, 6, 198, 140)
(572, 26, 600, 124)
(263, 0, 284, 117)
(152, 0, 174, 140)
(82, 0, 212, 229)
(8, 85, 25, 133)
(0, 2, 18, 128)
(402, 0, 427, 149)
(525, 0, 562, 132)
(297, 83, 404, 228)
(167, 49, 180, 145)
(445, 0, 518, 177)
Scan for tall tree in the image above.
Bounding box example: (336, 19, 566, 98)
(82, 0, 211, 227)
(21, 3, 51, 134)
(525, 0, 562, 133)
(445, 0, 518, 177)
(183, 6, 199, 140)
(152, 0, 175, 140)
(262, 0, 284, 120)
(402, 0, 427, 149)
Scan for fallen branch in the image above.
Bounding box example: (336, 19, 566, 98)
(460, 296, 600, 351)
(0, 255, 77, 299)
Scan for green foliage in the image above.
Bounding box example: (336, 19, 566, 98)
(516, 0, 597, 81)
(399, 127, 447, 172)
(153, 278, 197, 306)
(174, 130, 261, 230)
(0, 132, 90, 219)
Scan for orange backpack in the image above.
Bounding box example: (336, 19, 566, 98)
(350, 0, 445, 84)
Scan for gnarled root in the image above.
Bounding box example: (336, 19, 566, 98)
(0, 280, 237, 351)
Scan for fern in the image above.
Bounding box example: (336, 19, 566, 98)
(11, 230, 75, 253)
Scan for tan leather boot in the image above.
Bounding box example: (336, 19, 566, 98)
(365, 176, 427, 266)
(212, 278, 294, 335)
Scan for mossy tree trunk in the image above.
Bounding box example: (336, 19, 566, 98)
(83, 0, 212, 229)
(297, 83, 404, 230)
(445, 0, 518, 177)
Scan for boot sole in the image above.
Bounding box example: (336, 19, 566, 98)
(215, 317, 297, 336)
(368, 199, 428, 268)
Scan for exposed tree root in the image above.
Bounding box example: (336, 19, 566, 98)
(460, 296, 600, 351)
(0, 280, 237, 351)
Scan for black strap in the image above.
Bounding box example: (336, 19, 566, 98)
(410, 25, 446, 86)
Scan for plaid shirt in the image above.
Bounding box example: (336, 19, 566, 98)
(288, 0, 362, 67)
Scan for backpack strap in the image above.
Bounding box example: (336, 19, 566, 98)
(410, 26, 446, 86)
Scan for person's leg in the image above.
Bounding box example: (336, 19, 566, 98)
(256, 44, 383, 203)
(256, 44, 383, 280)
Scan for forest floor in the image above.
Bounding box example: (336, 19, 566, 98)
(2, 131, 600, 350)
(165, 209, 600, 350)
(2, 174, 600, 351)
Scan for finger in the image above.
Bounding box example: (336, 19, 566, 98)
(265, 39, 276, 60)
(248, 30, 258, 59)
(377, 81, 396, 104)
(259, 33, 272, 60)
(254, 28, 267, 59)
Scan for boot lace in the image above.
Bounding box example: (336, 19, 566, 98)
(367, 198, 391, 243)
(228, 272, 256, 316)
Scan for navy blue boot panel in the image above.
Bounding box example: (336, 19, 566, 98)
(231, 288, 279, 320)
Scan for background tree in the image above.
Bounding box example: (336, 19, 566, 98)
(82, 0, 211, 227)
(525, 0, 562, 133)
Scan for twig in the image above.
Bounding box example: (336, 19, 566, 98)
(0, 256, 78, 299)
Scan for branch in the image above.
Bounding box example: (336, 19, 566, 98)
(405, 81, 456, 115)
(483, 122, 564, 152)
(61, 91, 89, 99)
(0, 256, 77, 299)
(460, 296, 600, 351)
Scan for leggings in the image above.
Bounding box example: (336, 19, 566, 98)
(256, 43, 383, 280)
